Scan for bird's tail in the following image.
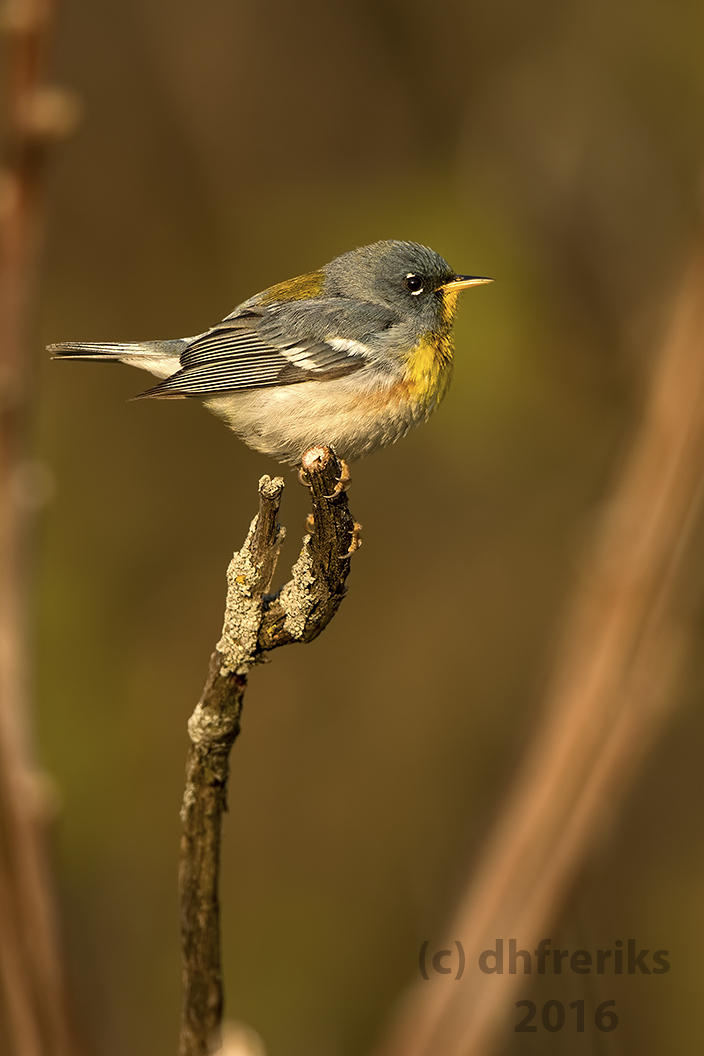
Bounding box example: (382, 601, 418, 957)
(48, 339, 186, 380)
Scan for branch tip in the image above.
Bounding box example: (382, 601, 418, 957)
(257, 474, 284, 500)
(301, 445, 331, 474)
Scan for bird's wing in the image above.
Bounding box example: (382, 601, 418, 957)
(137, 300, 397, 399)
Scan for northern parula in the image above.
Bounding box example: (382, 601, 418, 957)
(50, 240, 491, 465)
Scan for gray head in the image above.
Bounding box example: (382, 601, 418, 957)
(322, 240, 488, 330)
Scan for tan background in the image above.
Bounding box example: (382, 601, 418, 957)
(32, 1, 704, 1053)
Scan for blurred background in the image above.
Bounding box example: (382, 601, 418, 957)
(29, 0, 704, 1053)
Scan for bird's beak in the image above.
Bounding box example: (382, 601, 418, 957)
(441, 275, 494, 292)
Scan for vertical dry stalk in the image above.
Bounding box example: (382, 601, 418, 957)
(372, 242, 704, 1056)
(0, 1, 81, 1053)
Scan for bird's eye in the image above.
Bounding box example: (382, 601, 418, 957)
(404, 273, 424, 295)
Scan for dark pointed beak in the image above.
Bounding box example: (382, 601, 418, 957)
(441, 275, 494, 292)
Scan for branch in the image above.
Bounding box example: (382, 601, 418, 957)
(178, 446, 360, 1056)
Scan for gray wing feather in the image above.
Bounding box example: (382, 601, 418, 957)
(139, 298, 396, 398)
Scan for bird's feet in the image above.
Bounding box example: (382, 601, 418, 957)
(342, 521, 363, 558)
(326, 458, 352, 498)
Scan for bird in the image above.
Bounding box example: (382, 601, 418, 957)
(49, 240, 492, 466)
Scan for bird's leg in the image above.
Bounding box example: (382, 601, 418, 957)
(326, 458, 352, 497)
(340, 521, 363, 559)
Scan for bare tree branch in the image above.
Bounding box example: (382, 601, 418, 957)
(179, 446, 361, 1056)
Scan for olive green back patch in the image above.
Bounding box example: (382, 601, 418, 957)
(257, 270, 325, 305)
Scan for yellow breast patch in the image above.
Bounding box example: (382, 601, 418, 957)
(404, 331, 454, 405)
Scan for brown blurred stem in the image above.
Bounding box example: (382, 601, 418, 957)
(178, 446, 361, 1056)
(370, 241, 704, 1056)
(0, 2, 81, 1055)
